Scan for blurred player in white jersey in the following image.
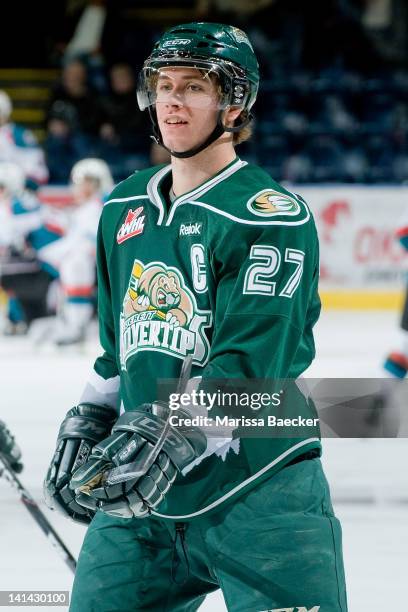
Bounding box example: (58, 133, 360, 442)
(0, 90, 48, 185)
(38, 158, 113, 345)
(0, 161, 62, 331)
(0, 162, 28, 253)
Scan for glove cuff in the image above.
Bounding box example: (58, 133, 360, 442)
(112, 408, 207, 471)
(59, 404, 117, 443)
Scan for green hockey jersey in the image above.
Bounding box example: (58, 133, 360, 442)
(81, 156, 322, 520)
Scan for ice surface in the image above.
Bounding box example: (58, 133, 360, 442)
(0, 309, 407, 611)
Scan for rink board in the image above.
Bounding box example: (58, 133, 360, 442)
(320, 290, 404, 309)
(39, 184, 408, 311)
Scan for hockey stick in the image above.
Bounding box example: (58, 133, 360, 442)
(0, 452, 77, 573)
(104, 354, 194, 485)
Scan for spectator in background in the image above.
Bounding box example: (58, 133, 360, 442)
(44, 101, 89, 184)
(99, 63, 149, 153)
(63, 0, 107, 63)
(0, 91, 49, 185)
(45, 59, 105, 181)
(359, 0, 408, 67)
(46, 59, 102, 139)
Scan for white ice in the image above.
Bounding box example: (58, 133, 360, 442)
(0, 309, 407, 611)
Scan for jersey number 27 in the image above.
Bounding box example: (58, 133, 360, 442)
(243, 245, 304, 298)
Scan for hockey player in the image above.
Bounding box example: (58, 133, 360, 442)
(0, 90, 48, 184)
(38, 158, 113, 345)
(44, 24, 348, 611)
(0, 162, 59, 330)
(365, 218, 408, 425)
(0, 162, 30, 254)
(383, 223, 408, 378)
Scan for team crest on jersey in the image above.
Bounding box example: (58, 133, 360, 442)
(119, 259, 212, 370)
(247, 189, 301, 217)
(117, 206, 145, 244)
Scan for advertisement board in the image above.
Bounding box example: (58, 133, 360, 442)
(39, 185, 408, 308)
(298, 186, 408, 308)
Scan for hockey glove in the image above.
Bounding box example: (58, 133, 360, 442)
(0, 420, 23, 473)
(70, 402, 207, 519)
(43, 404, 117, 524)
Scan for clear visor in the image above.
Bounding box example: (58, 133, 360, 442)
(137, 63, 232, 111)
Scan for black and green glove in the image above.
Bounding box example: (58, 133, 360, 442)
(43, 403, 117, 524)
(71, 402, 207, 519)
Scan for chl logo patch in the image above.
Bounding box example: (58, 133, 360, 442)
(117, 207, 145, 244)
(119, 259, 212, 370)
(247, 190, 300, 217)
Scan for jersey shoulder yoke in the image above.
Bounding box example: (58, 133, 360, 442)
(105, 164, 169, 205)
(202, 163, 311, 227)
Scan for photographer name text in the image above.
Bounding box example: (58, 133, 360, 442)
(169, 415, 319, 428)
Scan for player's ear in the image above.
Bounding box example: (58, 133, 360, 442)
(223, 106, 243, 128)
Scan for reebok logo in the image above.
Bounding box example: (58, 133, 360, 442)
(179, 222, 202, 236)
(117, 207, 145, 244)
(259, 607, 320, 612)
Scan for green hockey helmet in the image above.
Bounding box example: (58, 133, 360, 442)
(137, 22, 260, 158)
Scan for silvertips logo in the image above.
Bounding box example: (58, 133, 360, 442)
(119, 259, 212, 369)
(247, 190, 300, 217)
(117, 206, 145, 244)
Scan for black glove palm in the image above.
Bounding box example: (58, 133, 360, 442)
(43, 404, 117, 524)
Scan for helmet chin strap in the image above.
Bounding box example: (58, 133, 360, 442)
(148, 108, 252, 159)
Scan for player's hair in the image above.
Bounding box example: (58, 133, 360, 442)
(231, 112, 253, 144)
